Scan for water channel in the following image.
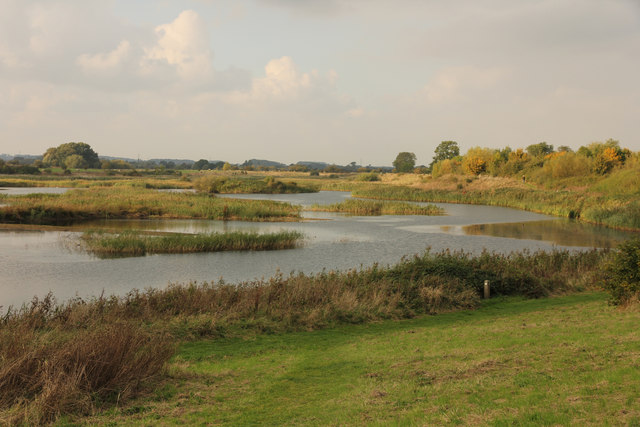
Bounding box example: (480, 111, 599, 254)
(0, 189, 633, 309)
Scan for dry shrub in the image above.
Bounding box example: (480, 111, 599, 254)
(0, 303, 173, 425)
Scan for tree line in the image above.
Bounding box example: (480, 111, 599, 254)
(392, 138, 635, 180)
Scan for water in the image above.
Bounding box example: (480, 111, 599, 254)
(0, 191, 633, 309)
(0, 187, 71, 195)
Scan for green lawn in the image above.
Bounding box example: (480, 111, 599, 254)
(82, 293, 640, 426)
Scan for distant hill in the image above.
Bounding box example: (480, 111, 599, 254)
(242, 159, 287, 168)
(295, 161, 329, 170)
(0, 154, 42, 162)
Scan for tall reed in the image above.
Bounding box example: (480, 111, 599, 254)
(0, 187, 301, 224)
(81, 230, 304, 256)
(311, 199, 444, 215)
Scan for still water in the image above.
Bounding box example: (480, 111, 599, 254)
(0, 191, 633, 309)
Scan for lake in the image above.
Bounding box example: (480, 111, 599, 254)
(0, 191, 632, 309)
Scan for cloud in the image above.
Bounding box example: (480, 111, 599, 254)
(225, 56, 344, 108)
(141, 10, 213, 81)
(252, 56, 311, 99)
(76, 41, 131, 74)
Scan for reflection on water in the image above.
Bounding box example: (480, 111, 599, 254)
(0, 187, 71, 195)
(462, 219, 635, 248)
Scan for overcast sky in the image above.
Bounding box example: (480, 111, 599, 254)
(1, 0, 638, 165)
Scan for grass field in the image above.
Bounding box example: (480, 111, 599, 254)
(81, 292, 640, 426)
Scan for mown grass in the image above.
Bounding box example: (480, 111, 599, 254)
(86, 292, 640, 426)
(310, 199, 444, 216)
(80, 230, 304, 257)
(0, 187, 301, 224)
(0, 248, 611, 424)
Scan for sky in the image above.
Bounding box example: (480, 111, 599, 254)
(1, 0, 639, 166)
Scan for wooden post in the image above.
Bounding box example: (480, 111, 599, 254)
(484, 280, 490, 299)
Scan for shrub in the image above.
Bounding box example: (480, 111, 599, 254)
(356, 172, 380, 182)
(603, 238, 640, 305)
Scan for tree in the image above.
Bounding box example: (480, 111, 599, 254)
(193, 159, 211, 170)
(64, 154, 88, 169)
(42, 142, 100, 168)
(526, 142, 554, 158)
(462, 147, 495, 175)
(430, 141, 460, 169)
(393, 152, 416, 173)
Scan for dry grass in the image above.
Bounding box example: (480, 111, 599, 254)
(0, 248, 607, 424)
(0, 295, 173, 425)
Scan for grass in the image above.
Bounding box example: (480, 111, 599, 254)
(310, 199, 444, 216)
(0, 187, 301, 224)
(0, 295, 173, 425)
(193, 175, 318, 194)
(0, 248, 615, 424)
(350, 183, 640, 230)
(84, 292, 640, 426)
(80, 230, 304, 257)
(0, 176, 193, 189)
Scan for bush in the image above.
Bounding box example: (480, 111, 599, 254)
(603, 238, 640, 305)
(356, 172, 380, 182)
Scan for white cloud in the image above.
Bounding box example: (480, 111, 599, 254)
(141, 10, 213, 81)
(252, 56, 311, 99)
(76, 41, 131, 74)
(225, 56, 344, 108)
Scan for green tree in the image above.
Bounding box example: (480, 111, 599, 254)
(42, 142, 100, 168)
(193, 159, 212, 170)
(430, 141, 460, 169)
(526, 142, 554, 158)
(64, 154, 88, 169)
(393, 152, 416, 173)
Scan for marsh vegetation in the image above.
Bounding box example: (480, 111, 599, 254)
(310, 199, 444, 216)
(0, 248, 609, 424)
(0, 187, 301, 224)
(80, 230, 304, 257)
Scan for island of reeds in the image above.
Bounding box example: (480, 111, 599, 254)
(193, 175, 317, 194)
(310, 198, 444, 215)
(0, 187, 301, 224)
(80, 230, 304, 257)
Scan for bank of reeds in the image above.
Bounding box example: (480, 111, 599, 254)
(194, 176, 317, 194)
(0, 187, 300, 224)
(0, 248, 607, 424)
(310, 199, 444, 216)
(81, 230, 304, 256)
(352, 185, 640, 230)
(0, 177, 192, 189)
(0, 295, 173, 425)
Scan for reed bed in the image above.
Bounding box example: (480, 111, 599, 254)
(0, 187, 301, 224)
(0, 294, 173, 425)
(0, 248, 606, 424)
(81, 230, 304, 256)
(310, 199, 444, 216)
(0, 176, 193, 189)
(194, 176, 317, 194)
(352, 185, 640, 230)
